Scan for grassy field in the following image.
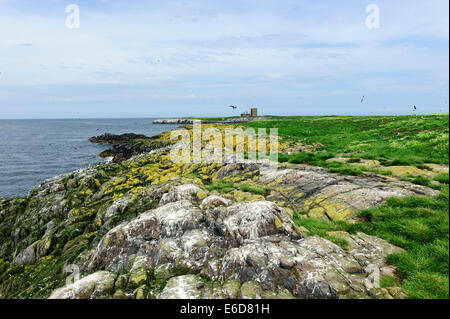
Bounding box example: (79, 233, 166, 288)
(240, 115, 449, 299)
(239, 115, 449, 165)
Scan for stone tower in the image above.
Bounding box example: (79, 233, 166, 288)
(251, 108, 258, 117)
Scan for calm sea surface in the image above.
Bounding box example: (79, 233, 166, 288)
(0, 119, 180, 198)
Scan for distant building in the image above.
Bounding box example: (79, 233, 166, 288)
(240, 107, 258, 118)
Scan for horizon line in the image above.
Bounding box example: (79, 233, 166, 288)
(0, 113, 449, 120)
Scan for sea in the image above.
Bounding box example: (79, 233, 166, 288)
(0, 119, 180, 198)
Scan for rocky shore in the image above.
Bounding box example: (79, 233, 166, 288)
(89, 133, 171, 163)
(153, 117, 271, 124)
(0, 124, 442, 299)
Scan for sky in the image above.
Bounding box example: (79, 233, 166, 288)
(0, 0, 448, 119)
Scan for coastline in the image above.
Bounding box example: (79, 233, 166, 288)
(0, 118, 180, 198)
(0, 115, 448, 299)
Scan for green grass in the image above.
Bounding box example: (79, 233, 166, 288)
(294, 185, 449, 299)
(434, 173, 449, 184)
(398, 175, 442, 190)
(380, 275, 399, 288)
(238, 115, 449, 165)
(239, 184, 271, 196)
(206, 180, 235, 193)
(293, 213, 353, 249)
(406, 175, 433, 187)
(207, 181, 271, 196)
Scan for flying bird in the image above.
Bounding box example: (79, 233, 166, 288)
(413, 105, 417, 111)
(361, 95, 365, 103)
(229, 105, 238, 110)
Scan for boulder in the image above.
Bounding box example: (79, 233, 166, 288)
(160, 184, 202, 204)
(200, 195, 231, 210)
(87, 200, 204, 271)
(13, 236, 52, 265)
(159, 275, 204, 299)
(48, 271, 115, 299)
(208, 201, 302, 245)
(104, 196, 133, 222)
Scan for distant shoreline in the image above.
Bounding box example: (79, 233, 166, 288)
(1, 113, 449, 121)
(153, 116, 271, 124)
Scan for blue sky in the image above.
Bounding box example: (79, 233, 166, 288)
(0, 0, 448, 119)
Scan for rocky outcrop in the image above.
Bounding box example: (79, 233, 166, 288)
(43, 195, 403, 299)
(218, 161, 439, 221)
(104, 197, 133, 222)
(13, 236, 52, 265)
(200, 195, 231, 210)
(159, 275, 206, 299)
(89, 133, 171, 163)
(153, 119, 196, 124)
(89, 133, 151, 145)
(48, 271, 116, 299)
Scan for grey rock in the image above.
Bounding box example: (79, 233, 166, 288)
(48, 271, 116, 299)
(159, 275, 203, 299)
(104, 196, 133, 222)
(200, 195, 231, 210)
(48, 195, 405, 300)
(160, 184, 202, 204)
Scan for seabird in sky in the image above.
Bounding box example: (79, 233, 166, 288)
(229, 105, 238, 110)
(361, 95, 365, 103)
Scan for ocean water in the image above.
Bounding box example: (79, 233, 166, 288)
(0, 119, 180, 198)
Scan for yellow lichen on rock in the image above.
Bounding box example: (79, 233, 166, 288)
(303, 195, 357, 221)
(196, 190, 208, 201)
(274, 217, 283, 230)
(383, 165, 435, 177)
(222, 190, 265, 203)
(425, 163, 449, 174)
